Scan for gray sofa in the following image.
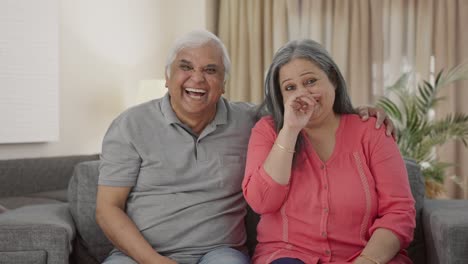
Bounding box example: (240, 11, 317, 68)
(1, 155, 468, 264)
(0, 155, 99, 264)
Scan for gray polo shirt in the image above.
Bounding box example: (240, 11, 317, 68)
(99, 94, 257, 263)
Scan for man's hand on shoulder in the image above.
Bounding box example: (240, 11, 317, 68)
(356, 105, 396, 138)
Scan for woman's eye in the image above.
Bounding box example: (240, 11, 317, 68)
(305, 78, 317, 85)
(285, 85, 295, 91)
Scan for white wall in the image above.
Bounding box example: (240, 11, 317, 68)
(0, 0, 207, 159)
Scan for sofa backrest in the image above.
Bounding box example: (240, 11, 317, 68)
(68, 158, 425, 263)
(0, 154, 99, 198)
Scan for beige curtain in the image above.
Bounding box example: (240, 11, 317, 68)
(214, 0, 468, 198)
(432, 0, 468, 198)
(216, 0, 289, 104)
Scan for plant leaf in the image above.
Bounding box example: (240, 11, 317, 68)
(380, 63, 468, 185)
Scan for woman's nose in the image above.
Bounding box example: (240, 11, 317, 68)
(301, 85, 313, 92)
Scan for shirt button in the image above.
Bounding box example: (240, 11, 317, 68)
(325, 250, 331, 256)
(324, 207, 329, 213)
(324, 184, 328, 190)
(321, 231, 327, 237)
(320, 165, 325, 169)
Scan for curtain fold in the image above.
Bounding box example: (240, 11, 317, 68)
(217, 0, 288, 104)
(347, 0, 372, 105)
(414, 0, 434, 80)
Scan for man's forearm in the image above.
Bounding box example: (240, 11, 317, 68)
(96, 205, 162, 264)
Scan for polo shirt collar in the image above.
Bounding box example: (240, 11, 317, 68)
(212, 98, 228, 126)
(161, 93, 180, 125)
(160, 94, 228, 127)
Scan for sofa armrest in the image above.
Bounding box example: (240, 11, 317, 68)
(68, 160, 113, 262)
(0, 203, 75, 264)
(422, 199, 468, 264)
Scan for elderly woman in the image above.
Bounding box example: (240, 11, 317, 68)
(242, 39, 415, 264)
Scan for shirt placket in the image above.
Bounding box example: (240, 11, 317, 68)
(319, 163, 332, 261)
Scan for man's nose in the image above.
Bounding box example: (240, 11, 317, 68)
(190, 70, 206, 83)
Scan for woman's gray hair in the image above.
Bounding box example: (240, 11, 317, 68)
(165, 30, 231, 81)
(261, 39, 356, 155)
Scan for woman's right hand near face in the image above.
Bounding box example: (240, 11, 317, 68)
(283, 90, 320, 134)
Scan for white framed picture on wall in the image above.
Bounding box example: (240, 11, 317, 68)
(0, 0, 59, 143)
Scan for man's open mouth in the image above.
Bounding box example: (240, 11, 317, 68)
(185, 88, 207, 98)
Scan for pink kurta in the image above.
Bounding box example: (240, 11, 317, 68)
(243, 114, 415, 264)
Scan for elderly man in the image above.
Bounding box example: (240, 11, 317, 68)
(96, 30, 394, 264)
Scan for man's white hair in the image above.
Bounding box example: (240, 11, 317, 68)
(165, 30, 231, 81)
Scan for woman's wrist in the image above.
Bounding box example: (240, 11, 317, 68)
(354, 257, 373, 264)
(276, 127, 300, 148)
(280, 125, 302, 138)
(356, 254, 381, 264)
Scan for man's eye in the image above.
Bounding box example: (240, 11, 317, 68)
(205, 68, 217, 74)
(180, 64, 192, 71)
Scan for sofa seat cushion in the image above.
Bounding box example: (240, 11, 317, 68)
(0, 203, 76, 263)
(423, 199, 468, 264)
(0, 250, 47, 264)
(0, 189, 67, 210)
(0, 203, 75, 246)
(28, 189, 68, 202)
(0, 196, 64, 210)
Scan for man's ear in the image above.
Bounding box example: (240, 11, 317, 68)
(222, 79, 228, 93)
(164, 72, 169, 88)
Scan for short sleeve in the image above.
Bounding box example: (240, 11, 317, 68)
(98, 115, 141, 187)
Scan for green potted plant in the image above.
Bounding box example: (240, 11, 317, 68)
(376, 64, 468, 198)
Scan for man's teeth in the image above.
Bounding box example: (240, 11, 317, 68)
(185, 88, 206, 94)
